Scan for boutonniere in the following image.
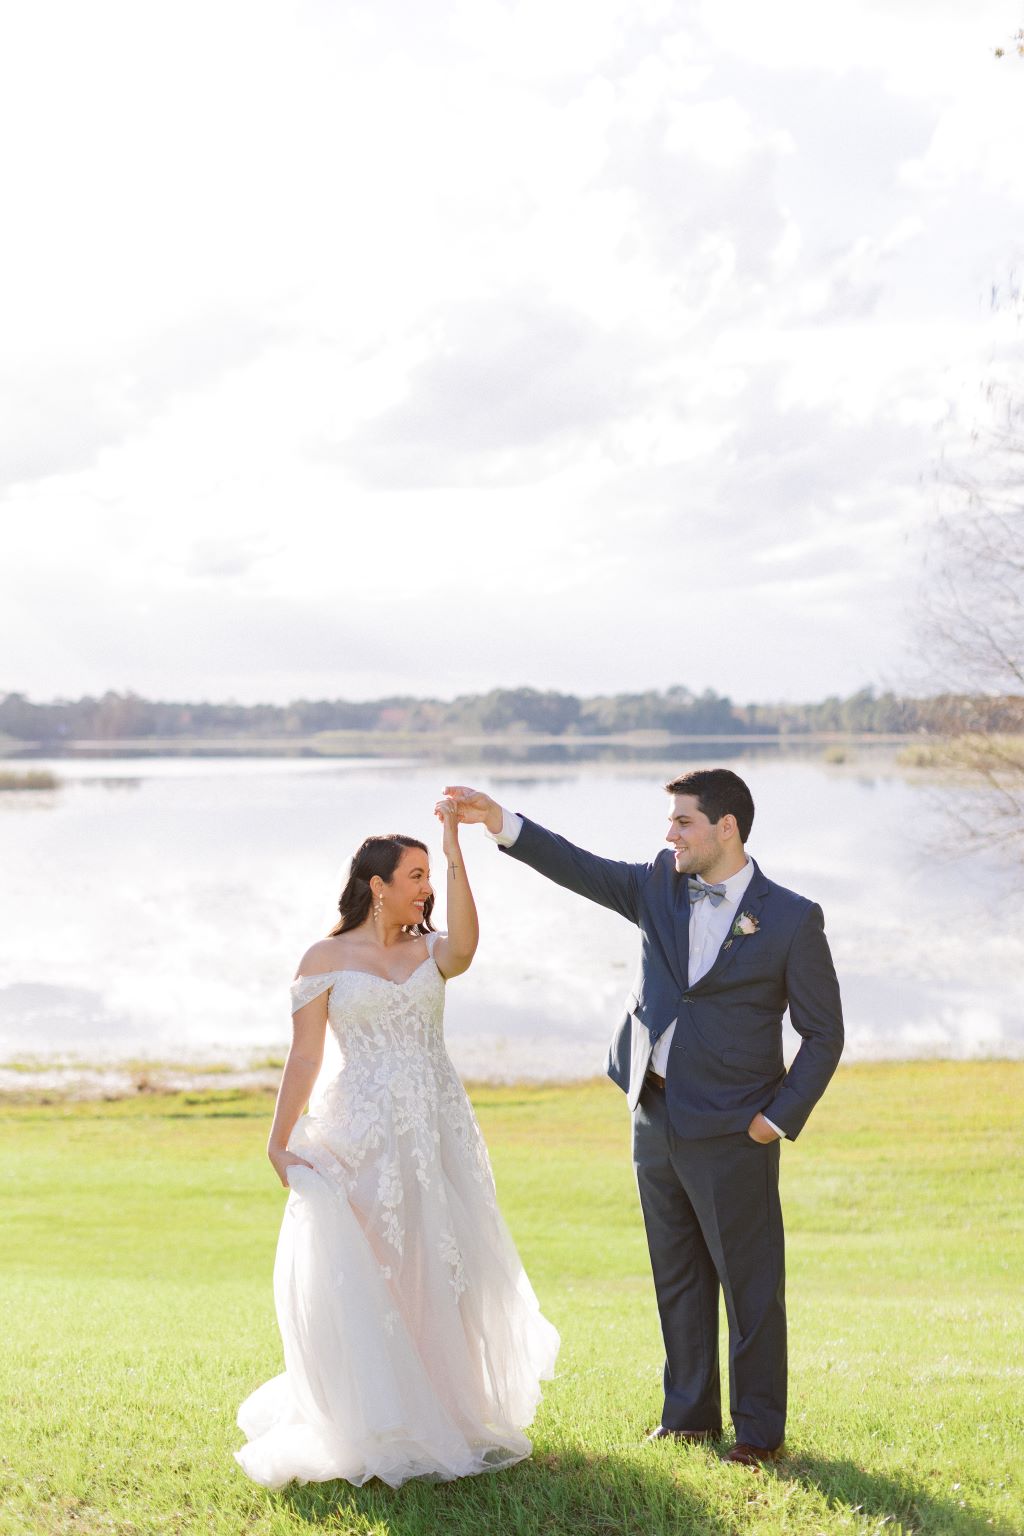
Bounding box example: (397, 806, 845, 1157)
(723, 911, 760, 950)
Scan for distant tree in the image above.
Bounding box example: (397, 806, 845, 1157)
(468, 688, 581, 735)
(922, 377, 1024, 853)
(0, 692, 55, 741)
(1, 683, 1004, 750)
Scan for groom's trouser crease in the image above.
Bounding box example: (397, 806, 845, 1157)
(632, 1079, 787, 1449)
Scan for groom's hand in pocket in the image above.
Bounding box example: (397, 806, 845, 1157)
(443, 786, 503, 835)
(746, 1113, 782, 1144)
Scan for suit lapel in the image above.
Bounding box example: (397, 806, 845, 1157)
(672, 864, 691, 988)
(690, 859, 772, 993)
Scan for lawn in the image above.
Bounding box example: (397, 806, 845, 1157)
(1, 1062, 1021, 1535)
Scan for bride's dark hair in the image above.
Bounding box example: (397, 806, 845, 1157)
(329, 835, 435, 936)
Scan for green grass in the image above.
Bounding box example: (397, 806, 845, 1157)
(1, 1064, 1021, 1536)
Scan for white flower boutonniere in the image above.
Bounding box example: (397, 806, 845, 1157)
(723, 910, 760, 950)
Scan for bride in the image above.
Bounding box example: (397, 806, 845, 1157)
(235, 798, 559, 1490)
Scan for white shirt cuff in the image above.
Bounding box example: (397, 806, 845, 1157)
(763, 1116, 785, 1139)
(486, 806, 523, 848)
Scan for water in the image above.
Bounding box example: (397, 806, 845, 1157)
(1, 750, 1020, 1078)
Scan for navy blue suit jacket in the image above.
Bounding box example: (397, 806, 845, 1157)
(502, 817, 844, 1140)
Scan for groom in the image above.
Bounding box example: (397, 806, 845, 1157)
(444, 769, 843, 1466)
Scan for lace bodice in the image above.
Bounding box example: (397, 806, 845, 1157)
(290, 944, 445, 1064)
(286, 932, 494, 1250)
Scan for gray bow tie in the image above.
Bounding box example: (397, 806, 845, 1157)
(687, 877, 727, 906)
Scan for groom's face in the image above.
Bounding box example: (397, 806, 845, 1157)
(666, 794, 721, 876)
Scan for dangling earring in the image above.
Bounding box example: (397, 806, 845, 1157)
(372, 889, 383, 925)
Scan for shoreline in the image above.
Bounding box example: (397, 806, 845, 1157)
(2, 730, 926, 760)
(3, 1050, 1022, 1103)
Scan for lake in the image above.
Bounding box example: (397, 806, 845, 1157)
(0, 748, 1020, 1080)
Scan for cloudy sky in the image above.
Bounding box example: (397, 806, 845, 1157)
(2, 0, 1023, 706)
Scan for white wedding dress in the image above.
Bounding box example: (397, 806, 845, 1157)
(235, 932, 559, 1490)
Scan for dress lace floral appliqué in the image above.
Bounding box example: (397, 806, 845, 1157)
(235, 935, 559, 1492)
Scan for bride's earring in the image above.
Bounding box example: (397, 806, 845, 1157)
(372, 889, 383, 925)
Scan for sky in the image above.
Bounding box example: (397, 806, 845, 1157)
(2, 0, 1023, 707)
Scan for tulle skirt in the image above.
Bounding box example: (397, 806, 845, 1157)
(235, 1111, 559, 1489)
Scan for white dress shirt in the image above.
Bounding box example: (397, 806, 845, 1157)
(650, 856, 754, 1073)
(488, 808, 784, 1138)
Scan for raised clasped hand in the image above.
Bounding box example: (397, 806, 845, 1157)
(441, 785, 501, 831)
(433, 795, 461, 856)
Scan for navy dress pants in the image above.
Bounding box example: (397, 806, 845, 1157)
(632, 1077, 787, 1449)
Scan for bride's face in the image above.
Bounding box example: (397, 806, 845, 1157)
(384, 846, 433, 926)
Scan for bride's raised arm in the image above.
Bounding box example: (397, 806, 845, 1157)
(430, 796, 479, 979)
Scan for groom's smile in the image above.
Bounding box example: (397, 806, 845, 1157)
(666, 793, 715, 875)
(666, 792, 746, 886)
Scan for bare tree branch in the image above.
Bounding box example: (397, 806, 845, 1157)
(920, 374, 1024, 857)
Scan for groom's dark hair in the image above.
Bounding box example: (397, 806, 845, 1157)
(664, 768, 755, 843)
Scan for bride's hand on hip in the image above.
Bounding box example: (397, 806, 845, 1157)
(268, 1146, 315, 1188)
(442, 785, 502, 834)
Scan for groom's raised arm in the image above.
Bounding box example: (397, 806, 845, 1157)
(444, 786, 645, 925)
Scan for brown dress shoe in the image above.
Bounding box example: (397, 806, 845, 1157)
(723, 1441, 784, 1468)
(645, 1425, 720, 1444)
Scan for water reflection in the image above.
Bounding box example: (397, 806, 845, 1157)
(431, 737, 902, 768)
(0, 750, 1018, 1075)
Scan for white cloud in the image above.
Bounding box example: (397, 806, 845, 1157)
(2, 0, 1023, 707)
(664, 97, 794, 169)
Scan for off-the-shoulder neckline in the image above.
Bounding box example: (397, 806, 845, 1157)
(292, 954, 440, 989)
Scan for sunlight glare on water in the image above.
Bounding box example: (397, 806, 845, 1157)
(0, 751, 1019, 1077)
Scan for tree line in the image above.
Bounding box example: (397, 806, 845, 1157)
(1, 685, 1020, 744)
